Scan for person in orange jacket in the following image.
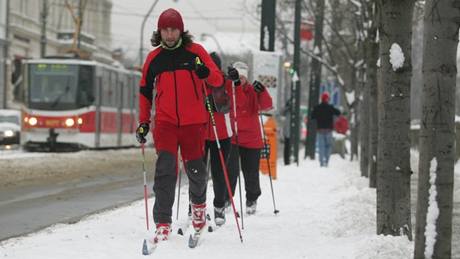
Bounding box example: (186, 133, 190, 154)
(225, 61, 273, 215)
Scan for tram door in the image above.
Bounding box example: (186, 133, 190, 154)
(116, 74, 123, 147)
(95, 75, 102, 148)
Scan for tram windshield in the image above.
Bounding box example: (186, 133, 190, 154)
(28, 63, 94, 110)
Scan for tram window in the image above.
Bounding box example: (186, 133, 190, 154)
(78, 65, 94, 106)
(128, 76, 134, 109)
(101, 68, 111, 106)
(122, 76, 130, 109)
(28, 64, 78, 110)
(110, 71, 117, 107)
(134, 74, 140, 113)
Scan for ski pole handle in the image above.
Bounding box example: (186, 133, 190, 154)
(195, 57, 202, 66)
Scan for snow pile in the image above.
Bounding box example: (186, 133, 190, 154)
(424, 158, 439, 259)
(0, 156, 414, 259)
(354, 235, 413, 259)
(454, 159, 460, 205)
(0, 148, 155, 187)
(345, 91, 355, 105)
(314, 46, 321, 55)
(389, 43, 405, 71)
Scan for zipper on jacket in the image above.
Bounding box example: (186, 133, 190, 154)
(189, 71, 199, 100)
(155, 91, 163, 103)
(173, 71, 180, 126)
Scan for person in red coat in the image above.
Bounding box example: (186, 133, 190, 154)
(225, 61, 273, 215)
(135, 8, 223, 243)
(203, 52, 246, 226)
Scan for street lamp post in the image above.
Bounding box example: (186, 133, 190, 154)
(139, 0, 160, 68)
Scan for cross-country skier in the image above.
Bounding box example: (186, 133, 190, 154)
(203, 52, 246, 226)
(225, 61, 273, 215)
(136, 8, 224, 244)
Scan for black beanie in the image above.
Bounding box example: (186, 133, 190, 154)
(210, 52, 222, 70)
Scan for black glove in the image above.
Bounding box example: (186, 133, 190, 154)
(227, 67, 241, 86)
(253, 80, 265, 93)
(136, 123, 149, 144)
(195, 62, 210, 79)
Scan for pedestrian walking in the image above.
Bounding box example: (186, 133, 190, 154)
(310, 92, 341, 167)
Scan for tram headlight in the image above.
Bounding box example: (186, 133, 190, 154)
(4, 130, 14, 137)
(77, 118, 83, 125)
(65, 118, 75, 127)
(28, 117, 38, 126)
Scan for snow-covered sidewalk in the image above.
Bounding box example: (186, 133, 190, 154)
(0, 155, 413, 259)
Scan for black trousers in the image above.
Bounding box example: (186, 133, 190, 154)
(227, 144, 262, 203)
(153, 151, 207, 224)
(204, 138, 232, 209)
(284, 137, 291, 165)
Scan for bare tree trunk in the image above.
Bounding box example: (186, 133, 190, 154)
(366, 1, 379, 188)
(360, 68, 370, 177)
(376, 0, 414, 240)
(367, 40, 379, 187)
(413, 1, 459, 258)
(350, 71, 359, 161)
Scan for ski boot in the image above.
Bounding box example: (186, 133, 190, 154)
(246, 200, 257, 215)
(214, 206, 226, 226)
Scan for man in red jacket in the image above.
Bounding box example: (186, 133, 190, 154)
(226, 61, 273, 215)
(135, 8, 223, 243)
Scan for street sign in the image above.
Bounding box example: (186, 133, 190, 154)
(251, 51, 282, 112)
(260, 0, 276, 51)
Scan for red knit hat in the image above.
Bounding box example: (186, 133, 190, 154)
(321, 92, 330, 103)
(157, 8, 184, 32)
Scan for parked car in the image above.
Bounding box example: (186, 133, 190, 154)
(0, 109, 21, 148)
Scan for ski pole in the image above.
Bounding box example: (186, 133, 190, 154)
(141, 143, 150, 230)
(230, 75, 244, 229)
(176, 155, 182, 221)
(258, 114, 280, 214)
(196, 57, 243, 243)
(176, 153, 191, 236)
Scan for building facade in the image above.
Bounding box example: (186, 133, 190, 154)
(5, 0, 113, 108)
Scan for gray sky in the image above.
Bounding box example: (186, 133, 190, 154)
(111, 0, 260, 60)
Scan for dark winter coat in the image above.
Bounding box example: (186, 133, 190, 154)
(205, 77, 246, 141)
(311, 102, 341, 130)
(139, 42, 223, 126)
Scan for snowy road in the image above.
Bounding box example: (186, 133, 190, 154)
(0, 148, 159, 241)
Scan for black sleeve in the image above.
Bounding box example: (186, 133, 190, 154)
(333, 107, 341, 116)
(311, 107, 317, 120)
(140, 62, 155, 103)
